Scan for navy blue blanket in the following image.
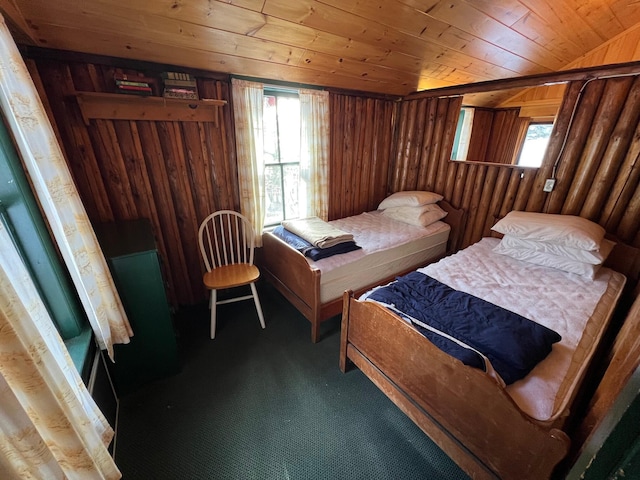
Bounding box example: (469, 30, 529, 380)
(367, 272, 561, 385)
(272, 225, 361, 261)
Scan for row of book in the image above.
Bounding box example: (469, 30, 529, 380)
(113, 72, 200, 100)
(114, 73, 154, 96)
(162, 72, 199, 100)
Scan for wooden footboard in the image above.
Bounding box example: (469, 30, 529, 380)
(261, 231, 323, 341)
(340, 291, 570, 480)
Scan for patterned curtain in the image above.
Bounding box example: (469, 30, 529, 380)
(0, 221, 120, 479)
(0, 15, 132, 359)
(231, 78, 265, 246)
(299, 89, 330, 220)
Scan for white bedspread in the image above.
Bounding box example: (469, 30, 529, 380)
(310, 211, 448, 273)
(413, 237, 625, 422)
(308, 211, 450, 303)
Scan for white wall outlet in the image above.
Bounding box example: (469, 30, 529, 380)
(543, 178, 556, 192)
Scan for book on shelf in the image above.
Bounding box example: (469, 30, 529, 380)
(162, 71, 199, 99)
(163, 88, 199, 100)
(161, 71, 196, 82)
(115, 84, 153, 96)
(113, 72, 159, 95)
(116, 79, 151, 88)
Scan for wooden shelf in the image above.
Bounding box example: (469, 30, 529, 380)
(74, 92, 227, 125)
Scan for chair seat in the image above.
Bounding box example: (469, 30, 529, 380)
(203, 263, 260, 289)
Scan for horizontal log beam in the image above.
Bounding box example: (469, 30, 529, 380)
(406, 61, 640, 100)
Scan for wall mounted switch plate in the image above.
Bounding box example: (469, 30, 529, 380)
(543, 178, 556, 192)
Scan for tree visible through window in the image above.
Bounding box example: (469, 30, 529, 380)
(263, 91, 301, 227)
(517, 122, 553, 167)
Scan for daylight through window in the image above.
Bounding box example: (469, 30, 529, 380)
(263, 91, 301, 227)
(516, 122, 553, 168)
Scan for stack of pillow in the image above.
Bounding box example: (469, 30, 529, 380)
(491, 211, 615, 279)
(377, 191, 448, 227)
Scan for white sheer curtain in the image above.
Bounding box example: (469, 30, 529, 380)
(231, 78, 265, 246)
(0, 220, 120, 479)
(299, 89, 330, 220)
(0, 15, 132, 359)
(232, 80, 330, 239)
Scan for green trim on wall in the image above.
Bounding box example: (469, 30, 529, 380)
(0, 117, 85, 339)
(567, 365, 640, 479)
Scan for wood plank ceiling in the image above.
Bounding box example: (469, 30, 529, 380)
(3, 0, 640, 96)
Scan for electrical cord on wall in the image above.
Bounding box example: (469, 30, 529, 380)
(550, 72, 640, 181)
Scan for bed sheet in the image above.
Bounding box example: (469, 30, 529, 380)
(308, 211, 450, 303)
(363, 237, 625, 422)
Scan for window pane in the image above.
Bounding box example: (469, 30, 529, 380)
(264, 165, 284, 226)
(517, 123, 553, 167)
(262, 92, 301, 225)
(451, 107, 474, 161)
(277, 96, 300, 164)
(283, 164, 300, 219)
(263, 95, 279, 164)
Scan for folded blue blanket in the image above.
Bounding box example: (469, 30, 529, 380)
(367, 272, 561, 385)
(272, 225, 361, 261)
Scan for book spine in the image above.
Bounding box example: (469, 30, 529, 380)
(116, 80, 151, 88)
(117, 85, 152, 91)
(163, 79, 197, 87)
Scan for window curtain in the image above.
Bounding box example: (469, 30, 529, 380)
(0, 220, 120, 479)
(0, 15, 132, 359)
(299, 89, 330, 220)
(231, 78, 265, 246)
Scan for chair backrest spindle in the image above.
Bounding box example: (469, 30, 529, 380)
(198, 210, 256, 272)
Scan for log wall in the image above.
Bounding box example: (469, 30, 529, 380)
(390, 76, 640, 251)
(328, 93, 398, 219)
(29, 58, 238, 306)
(26, 52, 640, 307)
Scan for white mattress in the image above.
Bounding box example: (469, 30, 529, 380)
(385, 237, 624, 423)
(308, 211, 450, 303)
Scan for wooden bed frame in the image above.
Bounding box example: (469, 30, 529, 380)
(260, 201, 466, 343)
(338, 247, 638, 480)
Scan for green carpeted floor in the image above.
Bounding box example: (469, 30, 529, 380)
(114, 281, 470, 480)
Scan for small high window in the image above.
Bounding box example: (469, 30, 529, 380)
(451, 107, 474, 161)
(516, 122, 553, 168)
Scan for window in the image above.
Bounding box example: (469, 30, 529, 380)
(516, 122, 554, 168)
(263, 90, 301, 227)
(451, 107, 474, 161)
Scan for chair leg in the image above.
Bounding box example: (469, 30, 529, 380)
(210, 289, 217, 339)
(250, 282, 266, 329)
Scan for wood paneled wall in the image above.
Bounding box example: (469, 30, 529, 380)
(328, 93, 398, 220)
(26, 53, 640, 307)
(390, 76, 640, 251)
(29, 59, 238, 307)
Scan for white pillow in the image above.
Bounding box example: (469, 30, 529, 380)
(378, 191, 443, 210)
(491, 211, 606, 251)
(498, 235, 616, 265)
(492, 243, 611, 279)
(382, 204, 448, 227)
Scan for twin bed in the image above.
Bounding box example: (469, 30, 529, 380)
(261, 198, 629, 479)
(261, 200, 465, 343)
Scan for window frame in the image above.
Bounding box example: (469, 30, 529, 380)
(262, 88, 301, 228)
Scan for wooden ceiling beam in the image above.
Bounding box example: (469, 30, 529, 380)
(405, 60, 640, 100)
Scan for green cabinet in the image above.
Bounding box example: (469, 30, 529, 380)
(96, 219, 179, 394)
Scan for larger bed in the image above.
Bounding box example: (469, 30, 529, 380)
(340, 236, 626, 480)
(261, 200, 465, 342)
